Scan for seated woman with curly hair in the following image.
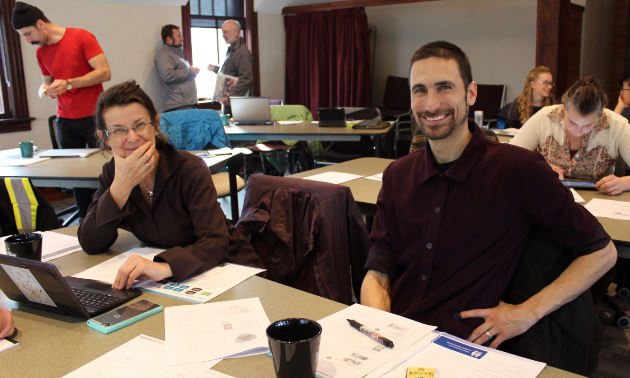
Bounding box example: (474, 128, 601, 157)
(498, 66, 555, 129)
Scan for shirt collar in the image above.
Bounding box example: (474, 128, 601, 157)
(417, 122, 487, 185)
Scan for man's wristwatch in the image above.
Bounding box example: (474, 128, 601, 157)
(66, 80, 73, 91)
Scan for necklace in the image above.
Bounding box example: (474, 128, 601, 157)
(139, 183, 155, 197)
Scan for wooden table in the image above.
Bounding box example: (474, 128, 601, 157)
(0, 227, 583, 378)
(224, 122, 395, 158)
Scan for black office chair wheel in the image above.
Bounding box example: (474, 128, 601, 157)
(618, 286, 630, 299)
(614, 313, 630, 329)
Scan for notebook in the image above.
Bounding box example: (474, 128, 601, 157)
(230, 97, 273, 125)
(0, 254, 141, 319)
(38, 148, 99, 158)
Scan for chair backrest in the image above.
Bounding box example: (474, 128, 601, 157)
(159, 109, 231, 150)
(270, 105, 313, 121)
(235, 175, 371, 305)
(269, 99, 284, 106)
(469, 84, 506, 120)
(48, 115, 60, 150)
(382, 75, 411, 110)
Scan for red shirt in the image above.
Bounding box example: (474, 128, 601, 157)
(36, 28, 104, 119)
(365, 123, 610, 338)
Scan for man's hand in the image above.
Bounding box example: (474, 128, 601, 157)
(596, 175, 630, 195)
(549, 164, 565, 180)
(614, 94, 629, 115)
(207, 63, 217, 72)
(45, 79, 71, 97)
(460, 301, 541, 349)
(190, 66, 200, 75)
(112, 254, 173, 290)
(221, 96, 231, 106)
(360, 270, 391, 312)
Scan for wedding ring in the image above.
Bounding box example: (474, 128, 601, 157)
(145, 163, 150, 169)
(485, 331, 492, 339)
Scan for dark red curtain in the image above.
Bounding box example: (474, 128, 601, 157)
(284, 8, 372, 119)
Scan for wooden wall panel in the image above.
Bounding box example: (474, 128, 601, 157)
(610, 0, 630, 109)
(536, 0, 571, 97)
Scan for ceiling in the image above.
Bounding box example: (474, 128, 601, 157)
(254, 0, 349, 14)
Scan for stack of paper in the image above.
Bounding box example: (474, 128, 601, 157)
(165, 298, 270, 366)
(73, 247, 265, 303)
(584, 198, 630, 220)
(62, 334, 226, 378)
(1, 231, 82, 261)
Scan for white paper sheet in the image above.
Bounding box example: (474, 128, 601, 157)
(165, 297, 270, 366)
(1, 231, 82, 262)
(364, 173, 383, 182)
(380, 333, 545, 378)
(276, 120, 302, 125)
(570, 188, 585, 204)
(584, 198, 630, 220)
(303, 172, 364, 185)
(315, 304, 437, 378)
(62, 334, 220, 378)
(73, 247, 164, 284)
(0, 156, 50, 166)
(73, 248, 264, 303)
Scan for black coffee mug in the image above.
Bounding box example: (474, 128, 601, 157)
(266, 318, 322, 378)
(5, 233, 43, 261)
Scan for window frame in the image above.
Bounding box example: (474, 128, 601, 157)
(0, 0, 33, 133)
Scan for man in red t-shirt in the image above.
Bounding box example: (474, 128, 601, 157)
(12, 2, 111, 219)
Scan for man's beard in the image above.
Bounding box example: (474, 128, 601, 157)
(415, 104, 468, 141)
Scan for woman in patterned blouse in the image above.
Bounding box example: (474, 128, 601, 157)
(511, 76, 630, 195)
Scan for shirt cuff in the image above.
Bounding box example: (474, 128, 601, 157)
(154, 246, 203, 282)
(365, 246, 397, 280)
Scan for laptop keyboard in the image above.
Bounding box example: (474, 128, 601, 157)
(71, 287, 120, 309)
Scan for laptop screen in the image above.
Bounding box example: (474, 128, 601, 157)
(230, 97, 272, 124)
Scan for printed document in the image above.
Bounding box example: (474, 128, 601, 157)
(364, 173, 383, 182)
(316, 304, 436, 378)
(303, 171, 364, 185)
(380, 333, 545, 378)
(584, 198, 630, 220)
(0, 156, 50, 166)
(1, 231, 82, 262)
(74, 247, 264, 303)
(165, 297, 270, 366)
(62, 334, 220, 378)
(570, 188, 585, 204)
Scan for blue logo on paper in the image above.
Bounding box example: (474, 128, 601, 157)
(433, 336, 487, 359)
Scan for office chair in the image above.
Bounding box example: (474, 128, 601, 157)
(378, 76, 411, 121)
(235, 175, 371, 305)
(48, 115, 80, 227)
(158, 109, 245, 201)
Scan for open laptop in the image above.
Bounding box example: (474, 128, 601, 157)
(0, 254, 141, 318)
(38, 148, 99, 158)
(230, 97, 273, 125)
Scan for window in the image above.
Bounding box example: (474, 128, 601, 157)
(189, 0, 245, 99)
(0, 0, 32, 132)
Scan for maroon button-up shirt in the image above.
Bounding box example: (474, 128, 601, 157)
(366, 123, 610, 338)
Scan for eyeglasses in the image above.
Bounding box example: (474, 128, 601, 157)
(532, 81, 555, 87)
(621, 88, 630, 92)
(104, 121, 153, 139)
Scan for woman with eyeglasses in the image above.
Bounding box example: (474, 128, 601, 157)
(78, 80, 262, 289)
(511, 76, 630, 195)
(497, 66, 556, 129)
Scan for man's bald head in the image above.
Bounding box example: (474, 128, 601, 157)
(221, 19, 241, 45)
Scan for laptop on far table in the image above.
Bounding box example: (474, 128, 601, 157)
(38, 148, 99, 158)
(230, 97, 273, 125)
(0, 254, 141, 318)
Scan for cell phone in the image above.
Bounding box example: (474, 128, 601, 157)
(87, 300, 163, 334)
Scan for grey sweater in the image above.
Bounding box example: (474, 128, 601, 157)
(154, 44, 198, 112)
(212, 37, 253, 97)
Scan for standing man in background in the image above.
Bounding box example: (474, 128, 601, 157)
(155, 24, 200, 113)
(12, 1, 111, 222)
(207, 19, 253, 116)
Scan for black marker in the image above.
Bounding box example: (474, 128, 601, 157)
(347, 319, 394, 348)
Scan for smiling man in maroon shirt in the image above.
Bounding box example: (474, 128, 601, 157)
(361, 41, 616, 373)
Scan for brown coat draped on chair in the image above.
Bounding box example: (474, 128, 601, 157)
(235, 175, 371, 305)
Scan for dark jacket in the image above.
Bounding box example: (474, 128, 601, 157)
(78, 144, 262, 281)
(212, 37, 253, 97)
(235, 175, 371, 305)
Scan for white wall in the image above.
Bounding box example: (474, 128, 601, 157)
(580, 0, 616, 93)
(257, 13, 285, 101)
(365, 0, 537, 107)
(1, 0, 180, 151)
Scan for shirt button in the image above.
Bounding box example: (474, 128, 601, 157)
(422, 274, 427, 281)
(435, 207, 441, 213)
(426, 242, 432, 249)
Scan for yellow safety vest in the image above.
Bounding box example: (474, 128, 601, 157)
(4, 178, 38, 233)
